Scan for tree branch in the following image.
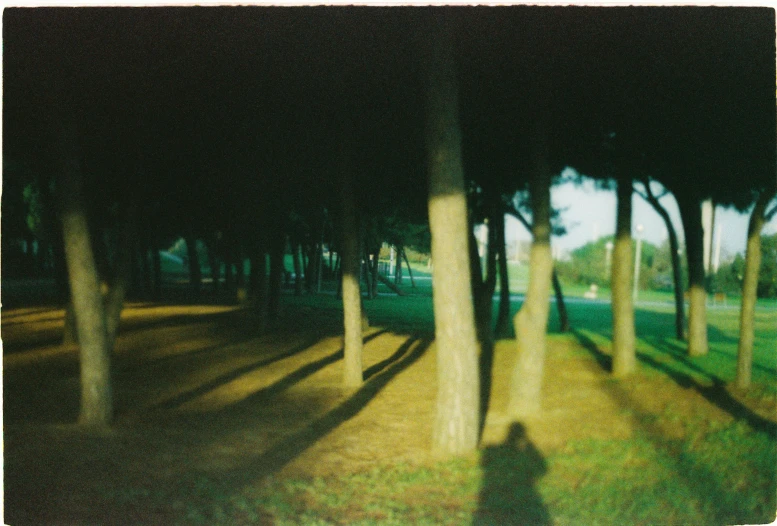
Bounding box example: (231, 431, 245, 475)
(505, 201, 532, 233)
(765, 202, 777, 222)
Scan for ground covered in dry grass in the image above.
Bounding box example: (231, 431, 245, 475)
(3, 297, 776, 525)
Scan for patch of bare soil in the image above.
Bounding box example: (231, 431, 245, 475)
(3, 302, 775, 525)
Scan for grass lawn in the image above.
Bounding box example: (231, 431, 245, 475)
(3, 287, 775, 525)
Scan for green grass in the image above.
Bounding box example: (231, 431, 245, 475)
(167, 416, 775, 525)
(142, 263, 776, 524)
(54, 285, 771, 525)
(291, 276, 777, 526)
(541, 421, 777, 525)
(295, 284, 777, 390)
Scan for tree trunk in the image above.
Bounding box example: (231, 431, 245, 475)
(551, 269, 570, 332)
(224, 245, 234, 291)
(376, 272, 406, 296)
(668, 222, 685, 340)
(63, 299, 78, 345)
(508, 140, 554, 418)
(366, 248, 380, 299)
(424, 14, 480, 455)
(37, 237, 50, 276)
(335, 253, 343, 299)
(251, 243, 269, 328)
(305, 243, 319, 293)
(301, 246, 309, 284)
(506, 204, 568, 333)
(152, 241, 162, 299)
(402, 250, 417, 288)
(495, 210, 512, 337)
(268, 233, 285, 320)
(103, 203, 135, 346)
(371, 249, 380, 298)
(57, 121, 113, 427)
(141, 237, 152, 296)
(395, 245, 404, 285)
(52, 228, 70, 299)
(469, 228, 483, 301)
(610, 179, 637, 377)
(340, 135, 364, 388)
(129, 240, 140, 298)
(235, 250, 248, 305)
(206, 240, 220, 293)
(736, 190, 772, 389)
(678, 194, 709, 356)
(638, 181, 685, 340)
(361, 250, 372, 299)
(473, 205, 498, 343)
(42, 174, 70, 299)
(184, 234, 202, 299)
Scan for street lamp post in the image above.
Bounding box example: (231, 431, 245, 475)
(605, 241, 614, 281)
(633, 224, 644, 303)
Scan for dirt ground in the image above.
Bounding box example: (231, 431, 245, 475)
(3, 301, 775, 524)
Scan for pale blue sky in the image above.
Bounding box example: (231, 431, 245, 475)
(505, 176, 777, 259)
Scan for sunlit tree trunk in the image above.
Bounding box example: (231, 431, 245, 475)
(736, 190, 772, 389)
(340, 135, 364, 388)
(57, 119, 113, 427)
(508, 138, 553, 418)
(611, 179, 636, 377)
(424, 14, 480, 455)
(506, 205, 569, 333)
(678, 194, 709, 356)
(63, 299, 78, 345)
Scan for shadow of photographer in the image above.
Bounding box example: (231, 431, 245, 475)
(474, 422, 551, 525)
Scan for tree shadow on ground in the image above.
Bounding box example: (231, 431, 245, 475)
(216, 335, 432, 488)
(572, 328, 776, 438)
(569, 329, 772, 522)
(570, 328, 612, 371)
(1, 308, 257, 355)
(150, 329, 389, 412)
(474, 422, 551, 526)
(652, 331, 775, 377)
(636, 342, 777, 439)
(4, 332, 432, 525)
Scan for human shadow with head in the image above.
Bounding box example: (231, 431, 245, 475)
(474, 422, 551, 525)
